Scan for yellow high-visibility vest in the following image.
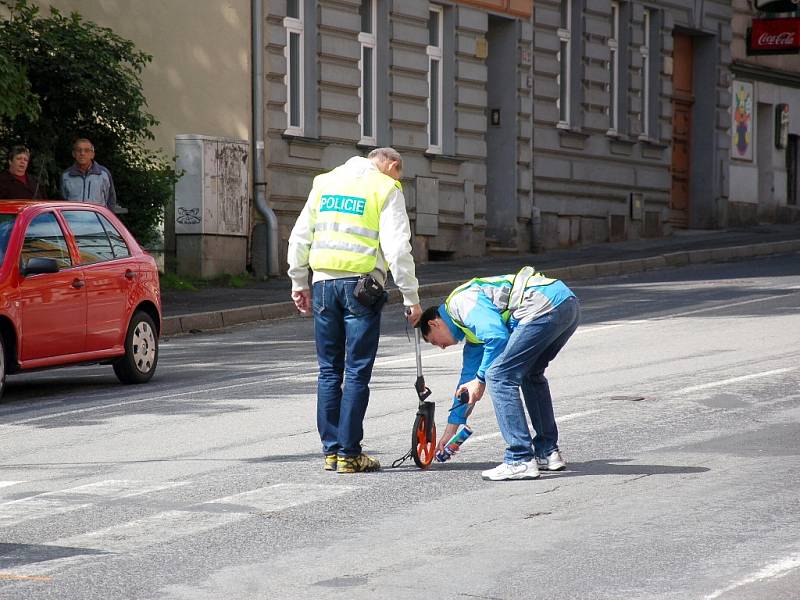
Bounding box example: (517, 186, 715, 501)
(308, 167, 401, 273)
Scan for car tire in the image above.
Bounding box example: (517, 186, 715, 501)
(113, 311, 159, 384)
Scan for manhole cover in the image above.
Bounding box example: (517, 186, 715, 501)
(610, 395, 646, 402)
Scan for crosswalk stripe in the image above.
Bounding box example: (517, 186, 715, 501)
(2, 483, 358, 577)
(53, 510, 245, 554)
(0, 480, 185, 528)
(210, 483, 356, 512)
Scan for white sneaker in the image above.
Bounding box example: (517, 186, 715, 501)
(481, 459, 540, 481)
(536, 450, 566, 472)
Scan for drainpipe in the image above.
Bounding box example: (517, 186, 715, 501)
(529, 3, 541, 251)
(252, 0, 280, 276)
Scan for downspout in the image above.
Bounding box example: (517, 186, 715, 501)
(252, 0, 280, 276)
(530, 3, 541, 251)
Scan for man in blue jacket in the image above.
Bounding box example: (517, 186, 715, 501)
(61, 138, 117, 209)
(418, 266, 580, 481)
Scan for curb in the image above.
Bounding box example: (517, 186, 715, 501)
(161, 239, 800, 336)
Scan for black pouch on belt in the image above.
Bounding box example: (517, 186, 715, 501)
(354, 274, 384, 307)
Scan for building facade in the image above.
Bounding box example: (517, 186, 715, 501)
(27, 2, 772, 277)
(532, 0, 732, 248)
(257, 0, 533, 273)
(729, 0, 800, 225)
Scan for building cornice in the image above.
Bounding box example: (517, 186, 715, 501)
(731, 60, 800, 89)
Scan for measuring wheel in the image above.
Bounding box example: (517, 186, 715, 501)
(412, 403, 436, 469)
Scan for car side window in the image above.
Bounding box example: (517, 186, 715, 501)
(22, 212, 73, 269)
(96, 214, 131, 258)
(62, 210, 115, 265)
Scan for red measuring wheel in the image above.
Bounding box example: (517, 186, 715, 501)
(412, 409, 436, 469)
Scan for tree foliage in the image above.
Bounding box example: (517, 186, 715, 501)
(0, 0, 178, 245)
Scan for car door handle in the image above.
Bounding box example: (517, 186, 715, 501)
(71, 278, 85, 289)
(125, 270, 137, 280)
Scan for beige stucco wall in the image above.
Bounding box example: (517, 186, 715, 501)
(33, 0, 252, 155)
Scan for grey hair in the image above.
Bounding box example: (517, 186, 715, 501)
(368, 147, 402, 169)
(72, 138, 95, 151)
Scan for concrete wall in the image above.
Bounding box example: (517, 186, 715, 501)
(33, 0, 252, 157)
(532, 0, 732, 247)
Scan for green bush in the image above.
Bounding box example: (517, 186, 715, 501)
(0, 0, 178, 245)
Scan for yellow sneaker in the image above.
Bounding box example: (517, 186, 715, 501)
(337, 453, 380, 473)
(324, 454, 338, 471)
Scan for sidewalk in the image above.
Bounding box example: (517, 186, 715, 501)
(160, 223, 800, 336)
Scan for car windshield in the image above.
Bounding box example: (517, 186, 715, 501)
(0, 214, 17, 266)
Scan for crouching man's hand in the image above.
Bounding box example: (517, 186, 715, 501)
(436, 423, 459, 455)
(456, 379, 486, 405)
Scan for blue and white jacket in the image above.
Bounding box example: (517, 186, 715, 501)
(441, 270, 575, 425)
(61, 161, 117, 208)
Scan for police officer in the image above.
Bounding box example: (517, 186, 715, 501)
(288, 147, 421, 474)
(418, 267, 580, 481)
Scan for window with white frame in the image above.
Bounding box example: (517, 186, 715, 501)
(359, 0, 377, 145)
(557, 0, 572, 128)
(427, 5, 443, 153)
(608, 2, 620, 134)
(284, 0, 304, 136)
(641, 9, 651, 138)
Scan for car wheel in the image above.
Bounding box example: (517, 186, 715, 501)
(113, 311, 158, 384)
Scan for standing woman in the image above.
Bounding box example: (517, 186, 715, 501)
(0, 146, 47, 199)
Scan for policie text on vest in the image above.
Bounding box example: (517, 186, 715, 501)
(320, 194, 367, 216)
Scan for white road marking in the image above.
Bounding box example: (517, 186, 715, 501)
(7, 483, 358, 576)
(0, 481, 23, 490)
(51, 510, 245, 554)
(209, 483, 357, 512)
(676, 367, 797, 395)
(704, 552, 800, 599)
(0, 480, 185, 528)
(666, 291, 800, 319)
(471, 409, 603, 443)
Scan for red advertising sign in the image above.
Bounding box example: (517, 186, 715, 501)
(749, 18, 800, 54)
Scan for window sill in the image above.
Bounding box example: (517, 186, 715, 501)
(356, 138, 378, 151)
(281, 133, 324, 145)
(424, 151, 461, 162)
(557, 124, 589, 138)
(638, 135, 668, 149)
(606, 130, 636, 144)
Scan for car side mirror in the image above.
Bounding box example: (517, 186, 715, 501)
(23, 257, 60, 276)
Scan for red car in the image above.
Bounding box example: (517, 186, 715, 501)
(0, 201, 161, 398)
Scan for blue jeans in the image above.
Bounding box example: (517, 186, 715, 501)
(485, 297, 580, 463)
(313, 278, 384, 457)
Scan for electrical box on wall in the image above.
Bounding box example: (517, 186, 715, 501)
(630, 192, 644, 221)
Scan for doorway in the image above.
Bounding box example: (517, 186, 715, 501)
(669, 33, 693, 228)
(485, 15, 518, 247)
(787, 134, 798, 206)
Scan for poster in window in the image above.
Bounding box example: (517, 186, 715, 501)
(732, 81, 754, 161)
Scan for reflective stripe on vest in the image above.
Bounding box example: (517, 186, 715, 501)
(308, 168, 400, 273)
(444, 266, 557, 344)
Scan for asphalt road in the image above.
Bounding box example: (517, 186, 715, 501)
(1, 254, 799, 600)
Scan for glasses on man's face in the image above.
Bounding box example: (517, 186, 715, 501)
(75, 148, 94, 154)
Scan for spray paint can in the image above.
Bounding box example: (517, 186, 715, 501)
(435, 425, 473, 463)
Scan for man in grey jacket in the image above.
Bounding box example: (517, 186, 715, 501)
(61, 138, 117, 209)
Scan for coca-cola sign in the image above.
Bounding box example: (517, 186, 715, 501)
(748, 18, 800, 54)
